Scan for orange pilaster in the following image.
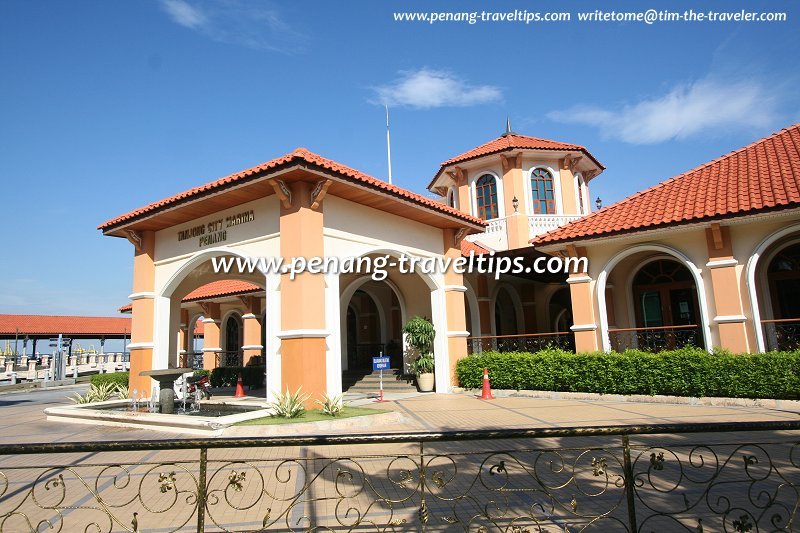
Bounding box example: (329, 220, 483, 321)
(128, 230, 156, 394)
(278, 180, 327, 406)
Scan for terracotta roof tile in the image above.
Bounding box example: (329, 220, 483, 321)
(100, 148, 484, 231)
(460, 239, 491, 256)
(532, 124, 800, 246)
(0, 315, 132, 336)
(431, 132, 605, 187)
(118, 280, 261, 313)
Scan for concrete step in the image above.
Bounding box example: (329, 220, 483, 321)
(342, 370, 417, 393)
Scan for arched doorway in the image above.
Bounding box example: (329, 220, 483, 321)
(494, 286, 520, 336)
(630, 259, 702, 350)
(762, 242, 800, 350)
(549, 288, 573, 332)
(222, 313, 243, 367)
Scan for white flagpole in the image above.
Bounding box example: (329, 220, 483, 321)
(385, 105, 393, 185)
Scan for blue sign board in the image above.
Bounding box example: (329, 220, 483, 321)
(372, 356, 390, 371)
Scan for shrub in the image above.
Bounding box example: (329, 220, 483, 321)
(69, 382, 120, 404)
(90, 372, 129, 389)
(455, 348, 800, 400)
(316, 393, 345, 417)
(210, 366, 265, 388)
(268, 387, 310, 418)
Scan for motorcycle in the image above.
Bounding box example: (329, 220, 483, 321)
(175, 373, 213, 400)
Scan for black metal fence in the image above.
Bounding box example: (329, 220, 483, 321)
(608, 325, 703, 352)
(467, 332, 575, 355)
(762, 319, 800, 351)
(3, 420, 797, 531)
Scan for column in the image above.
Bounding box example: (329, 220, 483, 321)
(705, 224, 750, 352)
(443, 229, 469, 389)
(128, 230, 157, 394)
(178, 309, 189, 367)
(521, 284, 537, 332)
(476, 276, 492, 346)
(501, 153, 530, 249)
(277, 180, 327, 406)
(201, 303, 221, 370)
(242, 297, 264, 367)
(566, 246, 599, 352)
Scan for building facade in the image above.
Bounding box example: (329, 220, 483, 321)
(102, 123, 800, 401)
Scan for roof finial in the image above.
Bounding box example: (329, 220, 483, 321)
(504, 116, 512, 136)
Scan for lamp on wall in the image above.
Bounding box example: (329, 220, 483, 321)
(512, 196, 519, 212)
(595, 197, 603, 210)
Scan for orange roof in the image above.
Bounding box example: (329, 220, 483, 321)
(460, 239, 490, 256)
(99, 148, 484, 231)
(431, 132, 604, 186)
(184, 280, 261, 302)
(532, 123, 800, 246)
(119, 280, 261, 313)
(0, 315, 132, 337)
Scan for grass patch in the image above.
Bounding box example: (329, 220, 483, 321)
(236, 406, 389, 426)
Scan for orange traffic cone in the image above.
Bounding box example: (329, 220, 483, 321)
(479, 367, 494, 400)
(234, 373, 246, 398)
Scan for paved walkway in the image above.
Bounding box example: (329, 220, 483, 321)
(1, 385, 798, 444)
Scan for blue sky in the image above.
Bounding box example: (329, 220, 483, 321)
(0, 0, 798, 317)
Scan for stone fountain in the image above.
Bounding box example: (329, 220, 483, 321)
(139, 368, 194, 414)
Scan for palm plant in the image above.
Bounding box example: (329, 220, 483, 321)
(403, 316, 436, 376)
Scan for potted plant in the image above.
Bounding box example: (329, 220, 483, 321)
(403, 315, 436, 392)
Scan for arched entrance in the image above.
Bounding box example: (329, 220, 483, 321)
(628, 258, 703, 350)
(759, 241, 800, 350)
(493, 286, 521, 336)
(222, 313, 243, 367)
(345, 289, 390, 371)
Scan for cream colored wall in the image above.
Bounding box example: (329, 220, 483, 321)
(153, 196, 280, 262)
(324, 196, 445, 255)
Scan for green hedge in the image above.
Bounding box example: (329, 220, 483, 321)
(210, 366, 265, 389)
(456, 348, 800, 399)
(90, 372, 129, 388)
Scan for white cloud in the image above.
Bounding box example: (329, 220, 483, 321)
(158, 0, 306, 53)
(160, 0, 206, 29)
(547, 78, 777, 144)
(373, 69, 502, 109)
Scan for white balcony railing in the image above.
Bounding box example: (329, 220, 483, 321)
(528, 214, 582, 239)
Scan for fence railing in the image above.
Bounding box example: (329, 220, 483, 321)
(178, 352, 205, 370)
(762, 318, 800, 351)
(0, 420, 798, 531)
(467, 332, 574, 354)
(608, 324, 702, 352)
(214, 350, 243, 368)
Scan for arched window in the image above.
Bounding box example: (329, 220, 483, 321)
(531, 168, 556, 214)
(446, 187, 456, 209)
(768, 243, 800, 319)
(475, 174, 499, 220)
(576, 175, 586, 215)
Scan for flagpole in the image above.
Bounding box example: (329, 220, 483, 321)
(385, 105, 393, 185)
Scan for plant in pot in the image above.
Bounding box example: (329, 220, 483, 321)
(403, 315, 436, 392)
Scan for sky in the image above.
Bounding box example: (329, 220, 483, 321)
(0, 0, 799, 318)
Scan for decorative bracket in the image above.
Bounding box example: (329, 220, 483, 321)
(568, 155, 583, 172)
(310, 179, 332, 210)
(123, 230, 142, 252)
(270, 179, 293, 208)
(445, 166, 468, 186)
(710, 223, 724, 250)
(584, 169, 599, 181)
(454, 228, 468, 247)
(198, 302, 211, 316)
(500, 153, 522, 174)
